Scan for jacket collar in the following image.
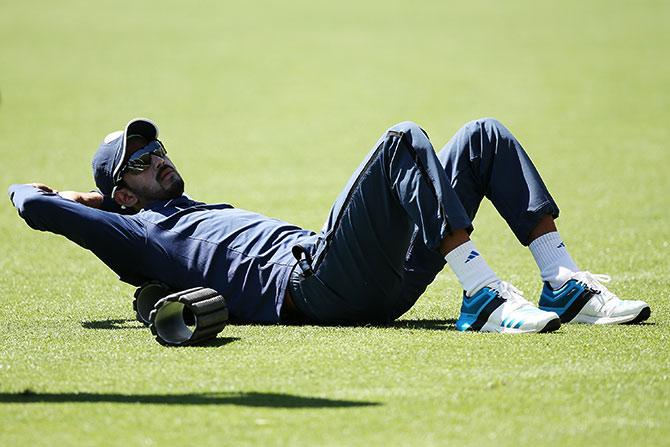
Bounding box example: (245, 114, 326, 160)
(142, 194, 202, 211)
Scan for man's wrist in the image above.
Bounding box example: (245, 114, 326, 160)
(83, 191, 104, 208)
(58, 191, 103, 208)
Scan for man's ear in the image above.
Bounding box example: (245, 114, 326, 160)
(113, 186, 138, 208)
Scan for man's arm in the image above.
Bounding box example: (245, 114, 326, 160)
(8, 183, 147, 285)
(58, 190, 104, 208)
(29, 183, 132, 214)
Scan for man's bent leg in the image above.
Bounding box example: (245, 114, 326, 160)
(432, 119, 561, 331)
(290, 122, 471, 324)
(438, 118, 559, 245)
(391, 118, 554, 316)
(391, 118, 561, 321)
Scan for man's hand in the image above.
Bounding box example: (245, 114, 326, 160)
(31, 183, 57, 193)
(58, 190, 104, 209)
(27, 183, 103, 208)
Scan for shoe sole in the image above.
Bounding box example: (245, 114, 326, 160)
(539, 317, 561, 333)
(570, 306, 651, 325)
(624, 306, 651, 324)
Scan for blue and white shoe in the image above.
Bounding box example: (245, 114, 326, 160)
(456, 281, 561, 333)
(539, 271, 651, 324)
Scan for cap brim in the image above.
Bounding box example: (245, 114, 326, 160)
(110, 117, 160, 182)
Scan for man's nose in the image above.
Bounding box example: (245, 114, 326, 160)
(152, 154, 165, 168)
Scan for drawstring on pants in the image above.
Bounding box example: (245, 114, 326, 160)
(292, 245, 314, 277)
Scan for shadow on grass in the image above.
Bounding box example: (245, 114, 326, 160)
(83, 317, 459, 331)
(0, 391, 380, 408)
(385, 319, 457, 330)
(81, 319, 144, 330)
(276, 318, 459, 331)
(193, 337, 241, 347)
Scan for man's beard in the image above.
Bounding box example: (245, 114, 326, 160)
(133, 172, 185, 203)
(163, 175, 185, 198)
(155, 166, 185, 199)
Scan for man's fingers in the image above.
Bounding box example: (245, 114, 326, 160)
(30, 183, 57, 193)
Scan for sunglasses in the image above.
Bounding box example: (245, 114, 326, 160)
(119, 140, 168, 178)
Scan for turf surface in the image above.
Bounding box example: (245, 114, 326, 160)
(1, 0, 669, 445)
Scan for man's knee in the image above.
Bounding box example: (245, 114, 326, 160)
(462, 117, 508, 137)
(459, 118, 514, 142)
(437, 117, 510, 166)
(386, 121, 433, 153)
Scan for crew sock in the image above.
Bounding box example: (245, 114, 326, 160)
(528, 231, 579, 289)
(444, 240, 499, 297)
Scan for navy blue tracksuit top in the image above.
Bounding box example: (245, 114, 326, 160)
(8, 184, 315, 323)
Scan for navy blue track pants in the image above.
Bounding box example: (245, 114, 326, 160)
(289, 118, 560, 324)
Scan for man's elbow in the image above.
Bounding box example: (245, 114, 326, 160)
(12, 188, 58, 229)
(8, 184, 23, 206)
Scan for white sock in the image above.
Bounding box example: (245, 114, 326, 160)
(528, 231, 579, 289)
(444, 240, 499, 297)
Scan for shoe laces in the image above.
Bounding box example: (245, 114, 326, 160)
(492, 281, 532, 310)
(571, 271, 617, 307)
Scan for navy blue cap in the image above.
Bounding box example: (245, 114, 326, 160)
(92, 118, 159, 196)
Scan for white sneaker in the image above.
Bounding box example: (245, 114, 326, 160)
(539, 271, 651, 324)
(456, 281, 561, 333)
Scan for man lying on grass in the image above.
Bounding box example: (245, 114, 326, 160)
(8, 118, 650, 333)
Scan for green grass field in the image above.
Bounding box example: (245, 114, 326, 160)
(1, 0, 669, 445)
